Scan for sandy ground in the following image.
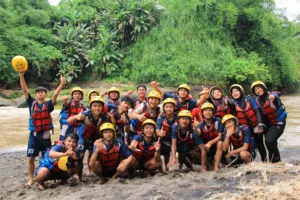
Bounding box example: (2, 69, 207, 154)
(1, 149, 300, 200)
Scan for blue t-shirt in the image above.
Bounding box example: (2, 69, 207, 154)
(170, 124, 202, 146)
(156, 115, 177, 130)
(51, 143, 65, 153)
(132, 135, 157, 149)
(223, 126, 251, 147)
(197, 117, 223, 135)
(27, 94, 54, 116)
(93, 139, 131, 158)
(163, 93, 197, 111)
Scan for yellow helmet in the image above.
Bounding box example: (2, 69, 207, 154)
(99, 123, 116, 138)
(142, 119, 156, 129)
(71, 87, 84, 98)
(58, 156, 69, 171)
(88, 90, 99, 99)
(251, 81, 267, 94)
(178, 84, 190, 93)
(201, 102, 215, 113)
(222, 114, 238, 126)
(209, 86, 223, 99)
(229, 84, 244, 94)
(89, 96, 104, 106)
(12, 56, 28, 73)
(148, 91, 161, 100)
(178, 110, 192, 119)
(163, 98, 176, 107)
(108, 87, 120, 95)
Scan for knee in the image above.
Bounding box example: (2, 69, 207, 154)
(240, 151, 250, 162)
(37, 168, 50, 179)
(217, 141, 223, 150)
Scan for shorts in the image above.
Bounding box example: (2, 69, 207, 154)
(160, 141, 171, 156)
(77, 136, 85, 154)
(102, 169, 117, 178)
(27, 132, 51, 157)
(206, 145, 217, 161)
(35, 165, 71, 180)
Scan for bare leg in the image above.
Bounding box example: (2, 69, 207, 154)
(91, 161, 104, 184)
(214, 141, 223, 171)
(163, 153, 170, 171)
(199, 145, 207, 172)
(36, 168, 50, 190)
(240, 151, 251, 164)
(26, 157, 35, 185)
(87, 150, 92, 175)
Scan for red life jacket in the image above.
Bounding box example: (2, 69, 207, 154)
(230, 126, 251, 151)
(160, 115, 176, 142)
(216, 104, 230, 119)
(176, 129, 195, 148)
(83, 116, 103, 141)
(135, 104, 160, 134)
(258, 99, 278, 125)
(29, 101, 53, 132)
(235, 97, 258, 128)
(69, 101, 83, 126)
(175, 96, 189, 111)
(98, 141, 120, 170)
(132, 136, 156, 163)
(200, 119, 219, 144)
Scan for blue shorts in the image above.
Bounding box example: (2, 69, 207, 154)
(27, 132, 51, 157)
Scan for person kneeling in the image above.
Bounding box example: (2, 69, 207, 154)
(35, 134, 79, 190)
(89, 123, 134, 184)
(222, 114, 256, 166)
(129, 119, 162, 177)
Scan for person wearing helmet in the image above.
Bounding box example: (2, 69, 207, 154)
(35, 133, 79, 190)
(156, 98, 177, 171)
(129, 119, 162, 177)
(151, 82, 208, 112)
(251, 81, 287, 163)
(222, 114, 256, 166)
(90, 123, 134, 184)
(168, 110, 207, 172)
(191, 90, 210, 122)
(87, 90, 109, 113)
(195, 102, 223, 171)
(101, 87, 121, 106)
(106, 96, 135, 141)
(67, 96, 115, 180)
(129, 90, 161, 135)
(209, 86, 235, 119)
(19, 71, 66, 186)
(229, 84, 266, 161)
(59, 87, 86, 141)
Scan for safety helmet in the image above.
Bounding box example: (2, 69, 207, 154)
(58, 156, 69, 171)
(12, 55, 28, 73)
(209, 86, 223, 99)
(108, 87, 120, 96)
(148, 91, 161, 101)
(89, 96, 104, 107)
(201, 102, 215, 113)
(178, 84, 190, 93)
(229, 84, 244, 95)
(71, 87, 84, 98)
(178, 110, 192, 119)
(142, 119, 156, 129)
(88, 90, 99, 99)
(99, 123, 116, 138)
(163, 98, 176, 107)
(222, 114, 238, 126)
(251, 81, 267, 94)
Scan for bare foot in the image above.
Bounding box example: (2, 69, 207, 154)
(25, 179, 34, 186)
(37, 183, 45, 190)
(165, 165, 169, 172)
(201, 167, 207, 173)
(98, 178, 105, 184)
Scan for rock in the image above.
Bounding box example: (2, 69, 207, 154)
(0, 90, 14, 98)
(11, 96, 28, 108)
(0, 98, 11, 107)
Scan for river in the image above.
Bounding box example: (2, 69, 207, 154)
(0, 94, 299, 156)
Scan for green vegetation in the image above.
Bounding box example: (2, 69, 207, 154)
(0, 0, 299, 92)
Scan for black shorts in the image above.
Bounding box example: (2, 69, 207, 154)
(160, 142, 171, 156)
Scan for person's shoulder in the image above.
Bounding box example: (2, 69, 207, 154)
(133, 134, 141, 141)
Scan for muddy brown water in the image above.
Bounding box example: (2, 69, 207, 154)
(0, 94, 299, 157)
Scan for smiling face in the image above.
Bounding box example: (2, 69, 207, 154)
(164, 103, 175, 115)
(202, 108, 214, 119)
(143, 124, 155, 138)
(102, 129, 114, 141)
(137, 87, 147, 99)
(254, 86, 265, 96)
(213, 89, 222, 99)
(91, 102, 103, 115)
(109, 91, 119, 100)
(148, 97, 160, 109)
(178, 88, 189, 99)
(231, 88, 241, 99)
(64, 136, 78, 150)
(72, 91, 82, 102)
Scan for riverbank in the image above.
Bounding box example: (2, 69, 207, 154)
(1, 150, 300, 200)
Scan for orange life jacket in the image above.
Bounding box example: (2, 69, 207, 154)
(98, 141, 120, 170)
(83, 115, 103, 142)
(216, 104, 230, 119)
(230, 126, 252, 151)
(200, 119, 219, 144)
(235, 97, 258, 127)
(29, 101, 53, 132)
(258, 98, 285, 125)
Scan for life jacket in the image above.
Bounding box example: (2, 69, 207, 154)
(174, 124, 195, 154)
(133, 103, 160, 134)
(135, 98, 147, 107)
(60, 101, 84, 127)
(112, 110, 130, 137)
(200, 118, 220, 144)
(29, 101, 53, 132)
(160, 115, 177, 142)
(215, 103, 230, 119)
(98, 141, 121, 171)
(174, 96, 189, 111)
(132, 136, 156, 163)
(230, 126, 254, 153)
(235, 96, 258, 128)
(83, 112, 105, 142)
(257, 95, 286, 125)
(39, 141, 65, 172)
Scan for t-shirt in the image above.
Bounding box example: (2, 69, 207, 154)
(93, 139, 131, 158)
(27, 93, 54, 116)
(132, 135, 156, 149)
(163, 93, 197, 111)
(197, 117, 223, 135)
(170, 124, 202, 146)
(223, 126, 251, 148)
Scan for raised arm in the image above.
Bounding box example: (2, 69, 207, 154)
(52, 75, 66, 105)
(19, 72, 29, 99)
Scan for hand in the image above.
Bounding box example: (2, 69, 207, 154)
(193, 117, 200, 129)
(63, 96, 69, 101)
(120, 114, 129, 124)
(95, 140, 104, 152)
(167, 159, 177, 167)
(75, 113, 84, 121)
(60, 75, 67, 85)
(224, 95, 228, 105)
(137, 113, 146, 122)
(19, 72, 25, 76)
(117, 161, 128, 172)
(269, 95, 275, 102)
(157, 126, 166, 137)
(226, 126, 235, 137)
(127, 90, 134, 96)
(154, 137, 161, 152)
(150, 81, 159, 88)
(204, 142, 212, 150)
(128, 140, 140, 152)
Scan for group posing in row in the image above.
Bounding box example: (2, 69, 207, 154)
(19, 72, 287, 190)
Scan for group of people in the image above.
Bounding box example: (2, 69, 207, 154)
(19, 72, 287, 190)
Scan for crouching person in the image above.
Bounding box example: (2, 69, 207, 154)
(35, 134, 79, 190)
(222, 114, 256, 166)
(89, 123, 134, 184)
(129, 119, 162, 177)
(168, 110, 207, 172)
